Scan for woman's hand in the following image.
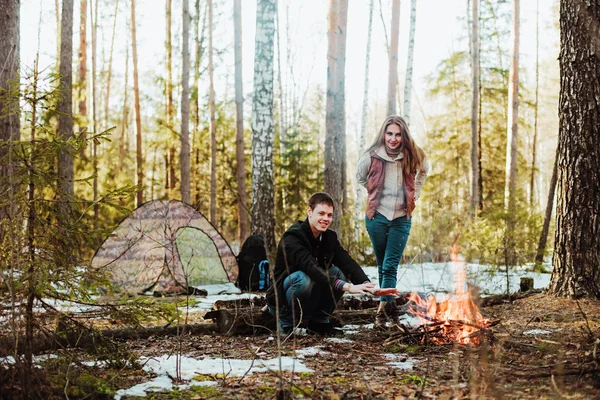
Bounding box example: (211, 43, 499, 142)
(343, 282, 376, 294)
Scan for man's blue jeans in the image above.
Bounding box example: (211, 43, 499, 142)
(273, 266, 346, 329)
(365, 212, 412, 303)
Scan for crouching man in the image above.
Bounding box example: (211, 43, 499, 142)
(266, 192, 375, 335)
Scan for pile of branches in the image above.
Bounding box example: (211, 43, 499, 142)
(383, 318, 500, 346)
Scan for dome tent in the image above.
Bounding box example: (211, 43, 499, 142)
(92, 200, 238, 295)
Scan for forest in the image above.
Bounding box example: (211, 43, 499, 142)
(0, 0, 599, 398)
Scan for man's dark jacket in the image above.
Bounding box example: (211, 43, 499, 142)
(266, 219, 370, 307)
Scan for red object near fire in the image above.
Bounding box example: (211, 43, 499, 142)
(373, 288, 400, 297)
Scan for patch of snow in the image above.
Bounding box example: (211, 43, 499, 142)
(523, 329, 552, 335)
(114, 353, 312, 399)
(191, 283, 241, 295)
(362, 262, 551, 296)
(294, 346, 328, 358)
(383, 354, 418, 370)
(324, 337, 353, 344)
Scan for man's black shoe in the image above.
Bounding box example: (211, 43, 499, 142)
(307, 321, 344, 336)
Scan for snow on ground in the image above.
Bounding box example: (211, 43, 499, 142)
(383, 353, 418, 370)
(362, 262, 551, 297)
(523, 329, 552, 335)
(114, 353, 313, 399)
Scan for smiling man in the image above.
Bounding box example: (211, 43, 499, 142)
(266, 192, 375, 335)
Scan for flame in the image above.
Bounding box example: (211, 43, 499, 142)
(407, 240, 490, 345)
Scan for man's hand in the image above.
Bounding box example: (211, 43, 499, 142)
(343, 282, 376, 294)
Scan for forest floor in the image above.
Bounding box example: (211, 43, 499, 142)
(2, 294, 600, 399)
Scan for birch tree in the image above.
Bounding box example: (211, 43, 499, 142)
(251, 0, 276, 257)
(387, 0, 400, 116)
(548, 0, 600, 299)
(57, 0, 75, 220)
(0, 0, 20, 224)
(131, 0, 143, 206)
(403, 0, 416, 124)
(180, 0, 191, 204)
(208, 0, 217, 223)
(354, 0, 374, 242)
(234, 0, 248, 243)
(470, 0, 480, 213)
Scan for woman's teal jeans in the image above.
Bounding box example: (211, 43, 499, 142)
(365, 212, 412, 303)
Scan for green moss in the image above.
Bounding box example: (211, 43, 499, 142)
(189, 385, 223, 398)
(400, 374, 425, 385)
(330, 376, 349, 384)
(298, 372, 314, 378)
(291, 385, 313, 395)
(192, 374, 215, 382)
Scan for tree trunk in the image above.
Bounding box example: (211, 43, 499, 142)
(57, 0, 75, 220)
(91, 0, 99, 225)
(354, 0, 374, 242)
(105, 0, 119, 126)
(470, 0, 480, 213)
(325, 0, 339, 227)
(387, 0, 400, 116)
(0, 0, 20, 222)
(131, 0, 143, 206)
(337, 0, 349, 214)
(208, 0, 217, 223)
(548, 0, 600, 299)
(504, 0, 520, 265)
(276, 1, 287, 213)
(324, 0, 349, 233)
(181, 0, 191, 204)
(166, 0, 173, 126)
(403, 0, 416, 124)
(535, 148, 557, 267)
(251, 0, 277, 259)
(119, 17, 129, 168)
(78, 0, 87, 124)
(529, 0, 540, 209)
(234, 0, 248, 244)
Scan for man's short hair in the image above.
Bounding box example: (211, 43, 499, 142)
(307, 192, 335, 211)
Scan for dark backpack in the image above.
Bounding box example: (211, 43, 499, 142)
(236, 235, 270, 291)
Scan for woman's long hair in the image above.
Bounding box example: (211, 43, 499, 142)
(364, 115, 425, 175)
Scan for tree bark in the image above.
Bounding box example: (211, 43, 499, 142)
(180, 0, 191, 204)
(0, 0, 20, 223)
(470, 0, 481, 213)
(403, 0, 416, 124)
(504, 0, 520, 265)
(208, 0, 217, 223)
(234, 0, 248, 244)
(548, 0, 600, 299)
(57, 0, 75, 220)
(324, 0, 349, 233)
(387, 0, 400, 116)
(131, 0, 143, 206)
(251, 0, 277, 259)
(78, 0, 87, 123)
(354, 0, 374, 242)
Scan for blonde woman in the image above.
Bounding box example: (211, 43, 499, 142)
(356, 115, 429, 329)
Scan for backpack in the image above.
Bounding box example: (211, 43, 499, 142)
(236, 235, 270, 291)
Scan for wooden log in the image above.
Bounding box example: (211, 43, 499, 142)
(480, 288, 543, 307)
(0, 323, 218, 356)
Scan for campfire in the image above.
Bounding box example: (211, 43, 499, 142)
(386, 242, 498, 346)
